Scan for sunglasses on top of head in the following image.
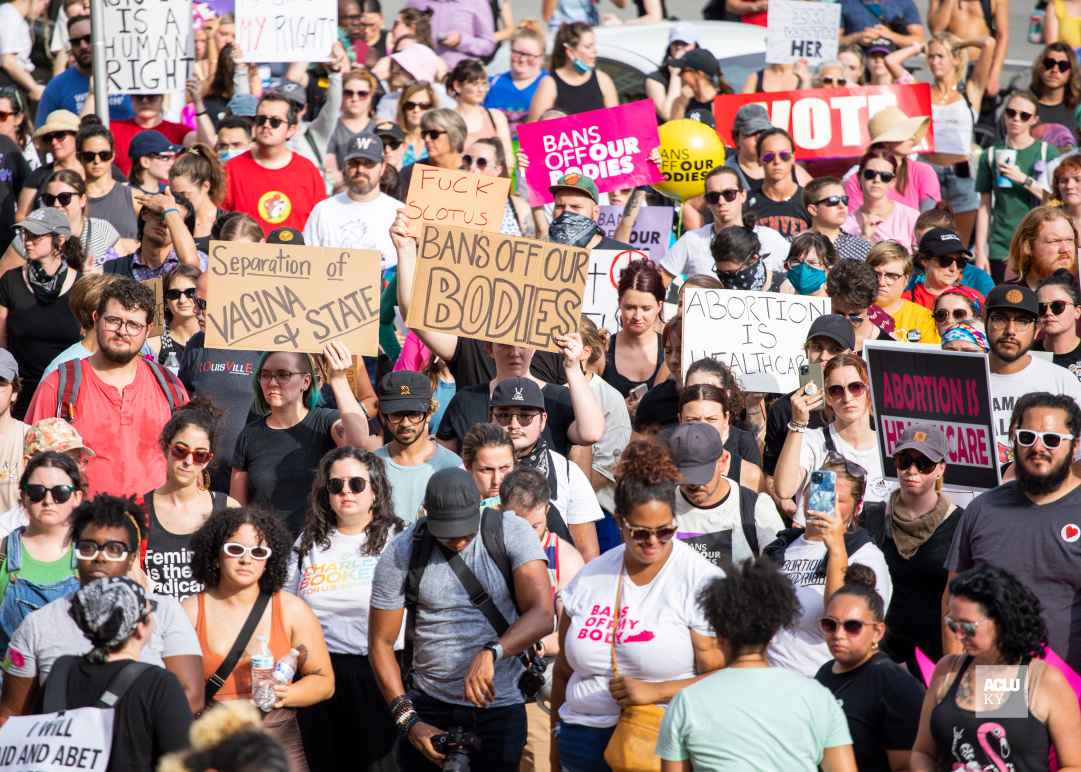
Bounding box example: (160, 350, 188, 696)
(1043, 57, 1071, 73)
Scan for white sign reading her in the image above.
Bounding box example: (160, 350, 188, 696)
(0, 708, 113, 771)
(236, 0, 337, 62)
(102, 0, 193, 93)
(682, 287, 830, 393)
(766, 0, 842, 65)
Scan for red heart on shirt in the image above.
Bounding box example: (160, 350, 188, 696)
(1064, 524, 1080, 541)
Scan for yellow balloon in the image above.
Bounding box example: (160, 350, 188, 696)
(651, 119, 726, 202)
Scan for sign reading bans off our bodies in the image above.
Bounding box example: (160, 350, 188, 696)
(236, 0, 337, 62)
(103, 0, 193, 93)
(865, 341, 1000, 490)
(204, 241, 381, 355)
(681, 288, 830, 393)
(407, 224, 589, 353)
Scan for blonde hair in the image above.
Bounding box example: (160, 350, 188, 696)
(1008, 206, 1079, 280)
(866, 240, 914, 276)
(926, 32, 969, 83)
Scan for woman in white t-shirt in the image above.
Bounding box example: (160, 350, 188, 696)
(775, 353, 888, 524)
(286, 446, 405, 772)
(551, 440, 724, 771)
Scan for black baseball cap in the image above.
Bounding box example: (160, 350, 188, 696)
(666, 48, 720, 79)
(918, 227, 970, 258)
(985, 284, 1038, 318)
(806, 314, 856, 350)
(378, 371, 432, 414)
(490, 377, 545, 410)
(423, 468, 481, 539)
(266, 227, 304, 245)
(668, 423, 724, 485)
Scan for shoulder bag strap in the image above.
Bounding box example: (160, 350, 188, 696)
(822, 424, 837, 456)
(402, 523, 435, 680)
(480, 508, 518, 609)
(144, 358, 183, 411)
(737, 485, 761, 555)
(42, 655, 77, 712)
(204, 592, 270, 703)
(438, 541, 511, 637)
(609, 567, 625, 677)
(98, 661, 152, 707)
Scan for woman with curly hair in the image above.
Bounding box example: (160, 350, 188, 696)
(158, 701, 290, 772)
(181, 506, 333, 772)
(911, 564, 1081, 771)
(286, 446, 404, 772)
(657, 557, 856, 770)
(550, 440, 725, 771)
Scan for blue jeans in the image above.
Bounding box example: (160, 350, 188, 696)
(397, 690, 526, 772)
(556, 721, 616, 772)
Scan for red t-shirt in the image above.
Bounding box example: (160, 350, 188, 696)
(111, 120, 191, 175)
(222, 150, 326, 234)
(902, 282, 937, 311)
(25, 358, 189, 497)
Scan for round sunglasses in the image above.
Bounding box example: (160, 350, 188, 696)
(222, 543, 272, 560)
(42, 192, 76, 207)
(1039, 300, 1073, 317)
(933, 308, 971, 324)
(23, 483, 76, 503)
(75, 539, 131, 562)
(328, 476, 368, 495)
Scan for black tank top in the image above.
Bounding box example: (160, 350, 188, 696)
(143, 490, 228, 602)
(602, 332, 664, 398)
(553, 70, 605, 116)
(930, 655, 1050, 772)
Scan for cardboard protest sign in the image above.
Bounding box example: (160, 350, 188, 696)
(584, 248, 650, 333)
(713, 84, 935, 160)
(103, 0, 193, 93)
(681, 288, 831, 393)
(766, 0, 841, 65)
(517, 100, 662, 206)
(0, 707, 114, 771)
(598, 205, 673, 263)
(204, 241, 381, 355)
(864, 341, 999, 490)
(407, 224, 588, 353)
(404, 164, 509, 233)
(236, 0, 337, 63)
(143, 277, 164, 339)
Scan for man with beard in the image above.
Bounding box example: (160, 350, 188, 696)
(35, 15, 132, 120)
(946, 392, 1081, 673)
(983, 285, 1081, 463)
(25, 279, 188, 496)
(374, 371, 461, 524)
(489, 377, 602, 561)
(669, 422, 783, 569)
(547, 174, 632, 252)
(303, 131, 403, 271)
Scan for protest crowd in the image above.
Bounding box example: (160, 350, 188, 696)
(2, 0, 1081, 770)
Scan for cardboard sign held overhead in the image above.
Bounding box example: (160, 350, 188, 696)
(407, 224, 589, 353)
(204, 241, 381, 355)
(103, 0, 194, 93)
(236, 0, 337, 62)
(766, 0, 841, 65)
(584, 248, 649, 334)
(404, 165, 510, 234)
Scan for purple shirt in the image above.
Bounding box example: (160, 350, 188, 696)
(405, 0, 496, 68)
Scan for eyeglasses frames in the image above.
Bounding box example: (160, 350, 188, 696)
(75, 539, 131, 562)
(403, 100, 433, 112)
(826, 381, 867, 400)
(934, 254, 968, 270)
(1039, 300, 1073, 316)
(621, 521, 678, 545)
(222, 542, 273, 560)
(760, 150, 793, 164)
(422, 129, 447, 141)
(343, 89, 372, 99)
(944, 615, 986, 638)
(254, 115, 288, 129)
(462, 154, 489, 171)
(933, 307, 971, 324)
(1014, 429, 1075, 449)
(492, 410, 541, 427)
(328, 476, 368, 495)
(811, 194, 848, 208)
(818, 617, 870, 636)
(257, 369, 305, 383)
(1004, 107, 1034, 121)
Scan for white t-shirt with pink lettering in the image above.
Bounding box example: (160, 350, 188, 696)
(558, 539, 721, 728)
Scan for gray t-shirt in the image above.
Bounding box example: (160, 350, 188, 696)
(374, 444, 463, 524)
(370, 511, 547, 707)
(3, 592, 201, 683)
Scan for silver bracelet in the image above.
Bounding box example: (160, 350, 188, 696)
(787, 420, 808, 433)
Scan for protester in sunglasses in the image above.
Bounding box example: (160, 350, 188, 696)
(146, 265, 201, 368)
(395, 108, 469, 203)
(913, 564, 1081, 772)
(844, 149, 919, 249)
(551, 439, 724, 771)
(28, 170, 127, 271)
(144, 400, 238, 602)
(815, 564, 923, 772)
(324, 69, 378, 191)
(931, 285, 983, 338)
(842, 106, 940, 215)
(867, 241, 939, 344)
(813, 61, 850, 89)
(804, 176, 871, 262)
(126, 129, 180, 197)
(905, 227, 989, 310)
(767, 455, 892, 677)
(746, 128, 812, 240)
(1029, 43, 1081, 136)
(1035, 270, 1081, 377)
(775, 353, 888, 528)
(183, 506, 333, 768)
(394, 82, 437, 167)
(16, 110, 81, 222)
(76, 117, 140, 242)
(711, 223, 795, 294)
(1008, 205, 1079, 291)
(287, 446, 404, 771)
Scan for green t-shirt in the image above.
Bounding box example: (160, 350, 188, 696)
(0, 546, 76, 603)
(975, 141, 1059, 261)
(656, 667, 852, 770)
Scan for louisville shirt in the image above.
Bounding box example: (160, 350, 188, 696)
(222, 150, 326, 235)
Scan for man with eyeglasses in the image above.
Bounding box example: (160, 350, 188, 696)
(25, 279, 189, 496)
(303, 131, 403, 271)
(36, 15, 132, 122)
(659, 165, 789, 285)
(945, 391, 1081, 672)
(804, 176, 870, 262)
(981, 285, 1081, 462)
(373, 371, 461, 524)
(489, 377, 602, 561)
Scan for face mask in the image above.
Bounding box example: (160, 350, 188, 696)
(719, 258, 765, 291)
(572, 58, 591, 74)
(548, 211, 600, 247)
(218, 148, 240, 162)
(787, 263, 827, 295)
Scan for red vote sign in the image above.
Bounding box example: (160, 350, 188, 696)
(712, 83, 936, 160)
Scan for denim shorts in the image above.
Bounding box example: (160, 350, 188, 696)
(555, 721, 617, 772)
(931, 162, 980, 213)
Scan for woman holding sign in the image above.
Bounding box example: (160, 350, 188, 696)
(527, 22, 618, 121)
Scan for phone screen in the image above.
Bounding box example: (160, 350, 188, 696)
(808, 470, 837, 515)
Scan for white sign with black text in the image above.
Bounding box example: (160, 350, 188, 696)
(766, 0, 842, 65)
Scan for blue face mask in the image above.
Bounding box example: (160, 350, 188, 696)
(218, 148, 240, 162)
(572, 58, 591, 74)
(787, 263, 827, 295)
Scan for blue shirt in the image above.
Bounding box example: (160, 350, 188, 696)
(839, 0, 921, 34)
(36, 68, 133, 124)
(485, 71, 546, 134)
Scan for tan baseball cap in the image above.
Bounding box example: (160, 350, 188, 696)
(24, 418, 96, 458)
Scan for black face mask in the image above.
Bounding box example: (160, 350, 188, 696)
(548, 211, 600, 247)
(717, 257, 766, 291)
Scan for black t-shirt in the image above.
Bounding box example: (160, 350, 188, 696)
(746, 186, 811, 240)
(1037, 101, 1078, 136)
(447, 337, 565, 390)
(683, 97, 716, 128)
(41, 659, 193, 772)
(0, 135, 28, 253)
(436, 382, 575, 454)
(144, 489, 229, 601)
(234, 407, 340, 535)
(814, 653, 925, 772)
(763, 391, 828, 475)
(1035, 339, 1081, 382)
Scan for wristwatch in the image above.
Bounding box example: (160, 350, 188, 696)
(483, 641, 504, 661)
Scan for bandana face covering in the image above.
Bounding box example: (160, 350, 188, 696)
(548, 211, 600, 247)
(720, 257, 766, 291)
(26, 258, 67, 304)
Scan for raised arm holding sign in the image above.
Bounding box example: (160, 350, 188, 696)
(404, 164, 509, 234)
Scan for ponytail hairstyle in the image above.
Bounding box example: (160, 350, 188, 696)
(77, 114, 114, 152)
(830, 563, 885, 621)
(613, 439, 681, 518)
(550, 21, 591, 71)
(170, 144, 227, 204)
(579, 314, 609, 369)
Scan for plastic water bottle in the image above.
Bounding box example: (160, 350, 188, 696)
(163, 351, 180, 376)
(272, 648, 299, 685)
(250, 635, 276, 712)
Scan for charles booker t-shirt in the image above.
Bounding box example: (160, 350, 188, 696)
(559, 539, 721, 728)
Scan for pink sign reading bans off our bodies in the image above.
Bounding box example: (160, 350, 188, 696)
(518, 100, 662, 206)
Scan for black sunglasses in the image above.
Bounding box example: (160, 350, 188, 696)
(42, 192, 75, 207)
(69, 33, 91, 46)
(328, 476, 367, 495)
(43, 131, 74, 144)
(895, 452, 938, 473)
(403, 100, 433, 112)
(704, 189, 740, 204)
(862, 168, 895, 183)
(165, 287, 197, 301)
(422, 129, 446, 141)
(1005, 107, 1034, 121)
(463, 154, 488, 170)
(812, 194, 848, 207)
(24, 483, 76, 503)
(934, 254, 968, 270)
(380, 138, 403, 150)
(1039, 300, 1073, 316)
(254, 115, 287, 128)
(1043, 57, 1071, 73)
(78, 149, 113, 163)
(933, 307, 971, 323)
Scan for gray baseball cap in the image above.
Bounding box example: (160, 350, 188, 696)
(0, 348, 17, 381)
(16, 207, 71, 237)
(894, 424, 948, 463)
(733, 104, 772, 138)
(423, 468, 482, 538)
(668, 423, 724, 486)
(344, 131, 384, 163)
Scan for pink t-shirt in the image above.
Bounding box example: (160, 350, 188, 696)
(843, 158, 941, 212)
(842, 201, 920, 250)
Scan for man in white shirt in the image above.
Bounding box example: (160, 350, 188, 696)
(303, 131, 403, 271)
(669, 422, 783, 567)
(659, 165, 789, 283)
(984, 284, 1081, 462)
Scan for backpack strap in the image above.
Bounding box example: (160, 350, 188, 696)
(737, 485, 761, 555)
(143, 358, 185, 412)
(42, 655, 78, 712)
(480, 508, 517, 611)
(55, 359, 82, 421)
(97, 661, 152, 707)
(402, 522, 436, 681)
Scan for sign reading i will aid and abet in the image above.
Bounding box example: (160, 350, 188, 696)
(404, 165, 509, 233)
(236, 0, 337, 62)
(103, 0, 193, 93)
(204, 241, 381, 355)
(681, 287, 831, 393)
(517, 100, 662, 207)
(766, 0, 841, 65)
(407, 224, 589, 353)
